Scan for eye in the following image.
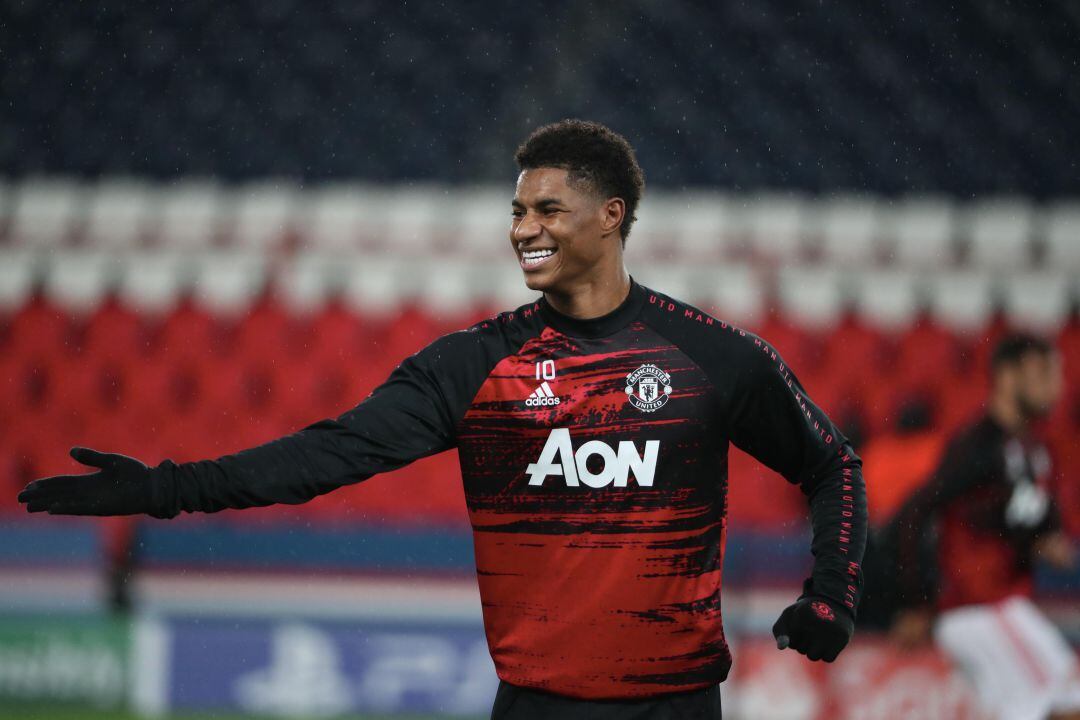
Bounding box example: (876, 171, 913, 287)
(511, 209, 525, 218)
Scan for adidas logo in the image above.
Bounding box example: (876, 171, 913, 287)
(525, 381, 561, 407)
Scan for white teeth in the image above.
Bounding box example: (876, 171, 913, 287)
(521, 248, 555, 265)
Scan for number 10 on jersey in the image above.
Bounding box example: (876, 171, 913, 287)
(536, 360, 556, 381)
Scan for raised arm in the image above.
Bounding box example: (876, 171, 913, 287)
(18, 330, 484, 518)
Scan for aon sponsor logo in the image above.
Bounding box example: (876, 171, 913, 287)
(526, 428, 660, 488)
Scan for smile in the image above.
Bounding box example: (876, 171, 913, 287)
(520, 248, 557, 269)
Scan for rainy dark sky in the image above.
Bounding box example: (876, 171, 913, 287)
(2, 0, 1079, 196)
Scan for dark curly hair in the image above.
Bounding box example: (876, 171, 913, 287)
(515, 119, 645, 244)
(991, 332, 1055, 371)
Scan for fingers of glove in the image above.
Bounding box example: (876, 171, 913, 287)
(809, 636, 844, 662)
(70, 447, 122, 470)
(788, 627, 816, 656)
(24, 493, 96, 514)
(800, 630, 847, 662)
(18, 474, 100, 503)
(772, 605, 797, 644)
(800, 635, 825, 661)
(772, 621, 788, 649)
(26, 488, 113, 516)
(775, 607, 808, 652)
(786, 610, 829, 655)
(824, 627, 850, 661)
(22, 485, 86, 513)
(16, 482, 39, 504)
(46, 499, 110, 516)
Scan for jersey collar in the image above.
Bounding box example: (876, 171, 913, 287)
(538, 279, 646, 339)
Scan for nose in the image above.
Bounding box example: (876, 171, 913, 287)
(512, 212, 542, 243)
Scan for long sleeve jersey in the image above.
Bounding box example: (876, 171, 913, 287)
(892, 415, 1061, 611)
(148, 280, 867, 699)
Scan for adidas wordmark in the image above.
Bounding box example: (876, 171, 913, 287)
(525, 381, 561, 407)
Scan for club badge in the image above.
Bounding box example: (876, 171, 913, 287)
(625, 364, 672, 413)
(810, 601, 835, 622)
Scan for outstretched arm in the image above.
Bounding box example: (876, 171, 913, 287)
(728, 333, 867, 662)
(18, 331, 478, 518)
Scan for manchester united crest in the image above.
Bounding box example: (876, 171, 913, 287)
(625, 364, 672, 413)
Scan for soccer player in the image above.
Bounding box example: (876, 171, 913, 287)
(889, 333, 1080, 720)
(18, 120, 867, 719)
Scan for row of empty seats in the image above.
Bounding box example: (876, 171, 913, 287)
(0, 248, 1076, 331)
(3, 296, 1079, 528)
(1, 180, 1079, 268)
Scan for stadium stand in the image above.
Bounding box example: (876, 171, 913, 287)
(1, 182, 1078, 551)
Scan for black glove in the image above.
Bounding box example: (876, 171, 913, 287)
(772, 593, 854, 662)
(17, 447, 158, 517)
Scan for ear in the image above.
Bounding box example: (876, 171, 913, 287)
(599, 197, 626, 238)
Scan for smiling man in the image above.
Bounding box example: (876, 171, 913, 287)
(18, 120, 867, 720)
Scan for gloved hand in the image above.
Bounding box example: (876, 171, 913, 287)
(772, 594, 854, 662)
(18, 447, 155, 516)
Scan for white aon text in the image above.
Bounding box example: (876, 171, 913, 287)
(525, 428, 660, 488)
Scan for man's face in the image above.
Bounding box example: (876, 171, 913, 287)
(1012, 351, 1064, 420)
(510, 168, 614, 293)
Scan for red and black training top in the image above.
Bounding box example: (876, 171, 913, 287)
(893, 415, 1061, 611)
(150, 280, 867, 700)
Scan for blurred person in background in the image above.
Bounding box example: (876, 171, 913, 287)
(16, 119, 867, 720)
(890, 333, 1080, 720)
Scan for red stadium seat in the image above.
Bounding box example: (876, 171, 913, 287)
(147, 297, 236, 361)
(894, 314, 963, 390)
(234, 294, 292, 357)
(5, 295, 71, 357)
(307, 299, 374, 363)
(822, 313, 893, 379)
(82, 298, 148, 360)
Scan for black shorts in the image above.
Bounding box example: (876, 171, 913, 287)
(490, 680, 723, 719)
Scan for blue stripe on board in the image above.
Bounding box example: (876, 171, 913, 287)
(135, 522, 815, 582)
(135, 522, 478, 573)
(0, 518, 104, 567)
(4, 516, 1076, 594)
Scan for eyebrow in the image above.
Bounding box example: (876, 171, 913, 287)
(511, 197, 565, 209)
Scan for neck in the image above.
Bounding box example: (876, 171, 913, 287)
(988, 391, 1027, 434)
(543, 263, 631, 320)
